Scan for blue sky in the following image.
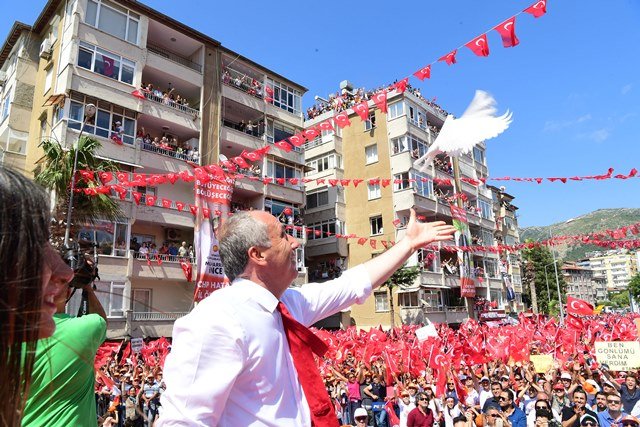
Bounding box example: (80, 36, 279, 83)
(4, 0, 640, 227)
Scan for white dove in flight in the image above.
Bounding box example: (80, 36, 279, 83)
(414, 90, 512, 172)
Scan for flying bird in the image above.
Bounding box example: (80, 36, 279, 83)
(414, 90, 512, 172)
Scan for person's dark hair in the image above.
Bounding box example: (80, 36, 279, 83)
(504, 389, 515, 401)
(573, 388, 587, 399)
(536, 408, 553, 420)
(453, 415, 468, 426)
(595, 391, 607, 399)
(491, 381, 502, 389)
(0, 167, 51, 426)
(218, 212, 271, 281)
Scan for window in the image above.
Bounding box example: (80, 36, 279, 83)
(398, 291, 419, 308)
(78, 41, 135, 85)
(411, 171, 433, 198)
(0, 87, 11, 123)
(364, 111, 376, 131)
(422, 290, 442, 310)
(418, 248, 440, 273)
(266, 159, 302, 187)
(307, 219, 341, 240)
(68, 280, 126, 317)
(306, 190, 329, 209)
(76, 220, 130, 256)
(409, 134, 429, 159)
(485, 259, 499, 278)
(473, 146, 485, 164)
(39, 117, 48, 141)
(68, 97, 136, 145)
(85, 0, 140, 45)
(367, 183, 381, 200)
(365, 144, 378, 164)
(266, 78, 302, 116)
(133, 288, 151, 313)
(375, 291, 389, 312)
(370, 215, 383, 235)
(387, 101, 404, 120)
(408, 103, 426, 129)
(393, 172, 410, 191)
(504, 216, 516, 230)
(306, 154, 341, 175)
(481, 229, 494, 246)
(44, 66, 53, 94)
(3, 129, 28, 154)
(391, 135, 408, 155)
(478, 200, 492, 220)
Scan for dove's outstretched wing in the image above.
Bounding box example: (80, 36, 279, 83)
(414, 90, 512, 173)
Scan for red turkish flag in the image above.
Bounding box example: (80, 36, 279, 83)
(465, 34, 490, 57)
(145, 195, 157, 206)
(353, 101, 370, 121)
(161, 198, 171, 208)
(438, 50, 457, 65)
(189, 205, 198, 216)
(413, 65, 432, 81)
(175, 201, 185, 212)
(241, 150, 260, 162)
(79, 170, 95, 181)
(352, 179, 364, 187)
(357, 237, 367, 245)
(232, 156, 250, 169)
(393, 78, 409, 93)
(202, 208, 210, 219)
(372, 91, 388, 113)
(131, 89, 146, 99)
(288, 134, 305, 147)
(524, 0, 547, 18)
(274, 140, 293, 153)
(180, 259, 192, 282)
(566, 296, 594, 316)
(132, 192, 142, 205)
(317, 120, 334, 131)
(303, 128, 319, 140)
(334, 112, 351, 128)
(116, 172, 129, 183)
(369, 239, 377, 249)
(494, 16, 520, 48)
(98, 171, 113, 184)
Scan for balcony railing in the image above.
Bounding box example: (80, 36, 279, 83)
(446, 306, 468, 312)
(143, 91, 200, 117)
(147, 44, 202, 73)
(140, 140, 199, 163)
(133, 252, 195, 264)
(222, 66, 265, 99)
(222, 119, 265, 139)
(132, 311, 189, 321)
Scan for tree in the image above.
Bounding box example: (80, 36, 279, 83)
(34, 136, 123, 248)
(522, 243, 567, 315)
(383, 265, 420, 328)
(629, 274, 640, 301)
(609, 290, 630, 309)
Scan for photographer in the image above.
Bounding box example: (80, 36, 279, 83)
(22, 260, 107, 427)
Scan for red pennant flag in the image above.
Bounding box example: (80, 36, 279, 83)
(161, 198, 172, 209)
(465, 34, 490, 57)
(189, 205, 198, 216)
(111, 134, 123, 145)
(357, 237, 367, 245)
(328, 179, 339, 187)
(381, 241, 389, 249)
(232, 156, 250, 169)
(274, 140, 293, 153)
(265, 86, 274, 96)
(381, 179, 391, 188)
(132, 192, 142, 205)
(131, 89, 146, 100)
(438, 50, 457, 65)
(116, 172, 129, 183)
(524, 0, 547, 18)
(288, 134, 305, 147)
(334, 112, 351, 129)
(202, 208, 210, 219)
(303, 128, 319, 141)
(241, 150, 260, 162)
(567, 296, 594, 316)
(339, 179, 351, 187)
(167, 173, 179, 184)
(352, 179, 364, 188)
(175, 201, 185, 212)
(372, 91, 388, 113)
(413, 65, 432, 81)
(180, 259, 192, 282)
(393, 78, 409, 93)
(179, 170, 194, 182)
(494, 16, 520, 48)
(275, 178, 285, 185)
(98, 171, 113, 184)
(193, 167, 211, 183)
(220, 160, 237, 172)
(79, 170, 95, 181)
(288, 178, 299, 185)
(145, 195, 157, 207)
(317, 120, 334, 131)
(370, 239, 377, 249)
(353, 101, 370, 121)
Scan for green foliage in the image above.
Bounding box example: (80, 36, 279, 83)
(520, 209, 640, 261)
(629, 274, 640, 301)
(383, 265, 420, 290)
(609, 290, 630, 308)
(522, 243, 567, 315)
(34, 137, 123, 245)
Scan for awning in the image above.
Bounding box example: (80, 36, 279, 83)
(95, 155, 143, 169)
(420, 284, 452, 290)
(43, 93, 66, 107)
(396, 286, 421, 294)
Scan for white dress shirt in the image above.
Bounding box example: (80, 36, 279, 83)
(157, 265, 371, 426)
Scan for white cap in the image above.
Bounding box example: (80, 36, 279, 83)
(560, 372, 572, 380)
(354, 408, 368, 418)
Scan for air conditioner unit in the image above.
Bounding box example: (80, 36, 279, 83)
(0, 71, 6, 86)
(165, 228, 183, 241)
(39, 39, 52, 60)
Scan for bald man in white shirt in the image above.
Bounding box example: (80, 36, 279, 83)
(158, 209, 455, 426)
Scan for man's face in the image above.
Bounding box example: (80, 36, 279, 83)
(573, 392, 586, 408)
(626, 376, 637, 389)
(486, 409, 500, 426)
(355, 414, 367, 426)
(492, 384, 502, 397)
(499, 392, 511, 410)
(417, 394, 429, 409)
(606, 395, 622, 412)
(259, 212, 300, 289)
(596, 394, 607, 410)
(501, 378, 510, 389)
(481, 380, 490, 390)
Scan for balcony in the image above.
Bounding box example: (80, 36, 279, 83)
(143, 91, 199, 117)
(265, 182, 305, 205)
(306, 236, 348, 258)
(220, 121, 265, 153)
(132, 311, 189, 321)
(131, 252, 194, 281)
(134, 197, 195, 228)
(147, 44, 202, 73)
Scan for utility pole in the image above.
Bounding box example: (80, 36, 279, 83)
(452, 156, 475, 320)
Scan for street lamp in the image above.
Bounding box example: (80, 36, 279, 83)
(548, 219, 574, 322)
(63, 103, 96, 266)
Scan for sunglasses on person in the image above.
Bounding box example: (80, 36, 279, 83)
(418, 397, 429, 401)
(582, 422, 596, 427)
(488, 414, 500, 418)
(498, 397, 509, 402)
(608, 399, 621, 404)
(355, 416, 367, 422)
(535, 405, 549, 410)
(621, 423, 638, 427)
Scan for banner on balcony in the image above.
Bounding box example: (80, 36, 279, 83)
(450, 205, 476, 298)
(193, 173, 235, 302)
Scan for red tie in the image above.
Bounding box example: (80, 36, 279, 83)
(277, 302, 338, 427)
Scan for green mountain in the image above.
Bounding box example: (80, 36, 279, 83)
(519, 208, 640, 261)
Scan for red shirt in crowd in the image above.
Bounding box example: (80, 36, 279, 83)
(407, 407, 434, 427)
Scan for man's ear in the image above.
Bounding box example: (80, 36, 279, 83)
(247, 246, 267, 265)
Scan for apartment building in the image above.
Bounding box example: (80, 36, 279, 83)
(561, 261, 597, 305)
(580, 249, 637, 294)
(304, 82, 512, 330)
(1, 0, 306, 338)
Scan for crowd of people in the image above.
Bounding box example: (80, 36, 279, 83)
(130, 238, 194, 261)
(135, 126, 200, 163)
(221, 69, 264, 98)
(139, 83, 194, 110)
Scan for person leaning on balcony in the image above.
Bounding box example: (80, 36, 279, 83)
(178, 242, 188, 258)
(21, 265, 107, 427)
(157, 208, 455, 426)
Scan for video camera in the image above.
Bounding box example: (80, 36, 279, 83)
(62, 242, 100, 289)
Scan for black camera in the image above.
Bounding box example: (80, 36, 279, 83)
(62, 243, 100, 289)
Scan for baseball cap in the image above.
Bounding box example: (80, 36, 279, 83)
(620, 415, 640, 426)
(500, 375, 510, 381)
(580, 414, 598, 426)
(560, 372, 572, 380)
(553, 382, 565, 390)
(354, 408, 368, 418)
(459, 374, 468, 381)
(481, 376, 490, 382)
